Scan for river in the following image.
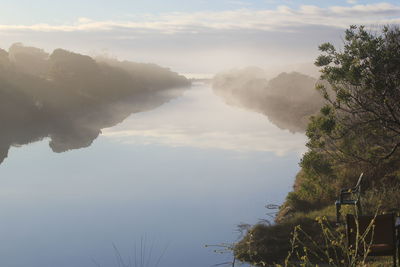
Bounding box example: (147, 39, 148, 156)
(0, 81, 306, 267)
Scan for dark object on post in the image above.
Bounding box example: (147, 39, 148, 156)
(335, 173, 364, 223)
(346, 213, 398, 267)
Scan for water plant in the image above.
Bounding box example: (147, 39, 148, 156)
(92, 237, 169, 267)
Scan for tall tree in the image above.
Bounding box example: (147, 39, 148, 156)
(310, 25, 400, 166)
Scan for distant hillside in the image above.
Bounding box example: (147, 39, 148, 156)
(0, 43, 190, 164)
(212, 68, 324, 133)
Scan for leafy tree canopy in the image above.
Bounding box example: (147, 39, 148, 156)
(235, 24, 400, 266)
(311, 25, 400, 165)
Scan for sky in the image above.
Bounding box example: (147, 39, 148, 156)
(0, 0, 399, 73)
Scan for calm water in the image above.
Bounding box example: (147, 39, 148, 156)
(0, 81, 306, 267)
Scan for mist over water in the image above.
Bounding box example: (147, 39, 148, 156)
(104, 81, 308, 155)
(0, 1, 398, 266)
(212, 68, 325, 133)
(0, 80, 305, 267)
(0, 37, 313, 267)
(0, 1, 397, 266)
(0, 43, 189, 164)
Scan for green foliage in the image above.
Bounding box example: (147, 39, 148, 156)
(300, 151, 332, 175)
(234, 217, 316, 266)
(283, 214, 381, 267)
(234, 206, 338, 266)
(313, 25, 400, 163)
(236, 206, 395, 266)
(362, 185, 400, 214)
(290, 25, 400, 215)
(236, 25, 400, 266)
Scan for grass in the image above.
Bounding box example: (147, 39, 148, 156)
(92, 237, 169, 267)
(234, 187, 400, 267)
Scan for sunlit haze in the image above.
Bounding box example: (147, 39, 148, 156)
(1, 1, 399, 73)
(0, 1, 399, 267)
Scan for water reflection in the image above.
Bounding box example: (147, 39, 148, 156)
(0, 79, 305, 267)
(0, 43, 189, 164)
(104, 82, 307, 156)
(212, 68, 324, 133)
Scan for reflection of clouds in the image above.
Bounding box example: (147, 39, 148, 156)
(102, 82, 307, 156)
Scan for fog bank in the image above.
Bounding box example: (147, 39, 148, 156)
(0, 43, 190, 164)
(212, 68, 325, 133)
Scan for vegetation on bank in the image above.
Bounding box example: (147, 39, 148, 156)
(234, 25, 400, 266)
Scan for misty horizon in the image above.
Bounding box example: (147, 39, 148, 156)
(0, 43, 325, 165)
(0, 1, 398, 267)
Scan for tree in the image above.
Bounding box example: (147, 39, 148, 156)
(293, 25, 400, 213)
(234, 25, 400, 266)
(280, 25, 400, 223)
(309, 25, 400, 167)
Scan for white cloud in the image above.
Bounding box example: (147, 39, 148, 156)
(227, 0, 252, 7)
(1, 2, 397, 73)
(347, 0, 358, 4)
(0, 3, 398, 34)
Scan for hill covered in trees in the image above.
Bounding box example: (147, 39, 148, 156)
(212, 68, 325, 133)
(0, 44, 190, 164)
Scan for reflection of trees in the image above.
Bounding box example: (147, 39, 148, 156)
(0, 44, 190, 164)
(212, 68, 324, 133)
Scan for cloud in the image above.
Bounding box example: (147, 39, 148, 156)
(0, 43, 190, 164)
(0, 3, 397, 74)
(227, 0, 252, 7)
(0, 3, 398, 34)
